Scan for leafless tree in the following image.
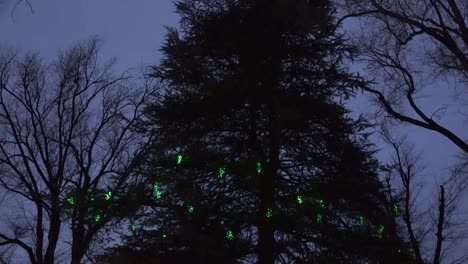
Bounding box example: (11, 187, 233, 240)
(336, 0, 468, 154)
(379, 126, 468, 264)
(0, 36, 153, 264)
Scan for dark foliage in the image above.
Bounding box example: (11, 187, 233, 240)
(98, 0, 416, 263)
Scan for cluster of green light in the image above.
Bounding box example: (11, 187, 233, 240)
(359, 216, 364, 225)
(318, 199, 325, 208)
(130, 224, 136, 231)
(153, 181, 161, 199)
(187, 205, 194, 213)
(266, 208, 272, 218)
(378, 224, 385, 234)
(257, 162, 262, 174)
(218, 167, 225, 178)
(162, 234, 167, 238)
(67, 197, 75, 205)
(397, 249, 401, 253)
(316, 213, 322, 224)
(297, 195, 303, 204)
(95, 215, 101, 223)
(105, 191, 112, 201)
(177, 154, 183, 165)
(226, 230, 234, 240)
(90, 196, 95, 202)
(393, 204, 399, 214)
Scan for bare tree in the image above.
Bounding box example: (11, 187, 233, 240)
(0, 37, 153, 264)
(337, 0, 468, 154)
(379, 126, 468, 264)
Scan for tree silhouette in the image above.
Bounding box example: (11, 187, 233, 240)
(98, 0, 416, 263)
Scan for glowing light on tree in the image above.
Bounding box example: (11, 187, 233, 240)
(226, 230, 234, 240)
(378, 225, 384, 234)
(162, 234, 167, 238)
(218, 167, 225, 178)
(257, 162, 262, 174)
(266, 208, 272, 218)
(393, 204, 399, 214)
(67, 197, 74, 205)
(105, 191, 112, 201)
(297, 195, 303, 204)
(188, 205, 194, 213)
(130, 224, 136, 231)
(316, 213, 322, 224)
(318, 199, 325, 208)
(153, 181, 161, 199)
(359, 216, 364, 225)
(177, 154, 182, 165)
(95, 215, 101, 223)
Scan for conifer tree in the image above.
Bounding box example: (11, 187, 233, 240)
(98, 0, 416, 263)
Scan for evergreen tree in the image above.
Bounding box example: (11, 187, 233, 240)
(99, 0, 415, 263)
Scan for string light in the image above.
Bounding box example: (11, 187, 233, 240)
(95, 215, 101, 223)
(177, 154, 182, 165)
(266, 209, 272, 218)
(318, 199, 325, 208)
(218, 167, 225, 178)
(105, 191, 112, 201)
(359, 216, 364, 225)
(188, 205, 194, 213)
(154, 181, 161, 199)
(130, 224, 136, 231)
(67, 197, 74, 205)
(257, 162, 262, 174)
(226, 230, 234, 240)
(378, 225, 384, 234)
(297, 195, 303, 204)
(162, 234, 167, 238)
(393, 205, 399, 214)
(316, 213, 322, 224)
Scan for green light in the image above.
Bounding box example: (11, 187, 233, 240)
(105, 191, 112, 201)
(393, 205, 399, 214)
(397, 249, 401, 253)
(359, 216, 364, 225)
(95, 215, 101, 223)
(177, 154, 182, 165)
(257, 162, 262, 174)
(318, 199, 325, 208)
(297, 195, 303, 204)
(67, 197, 74, 205)
(90, 196, 95, 201)
(266, 209, 272, 218)
(162, 234, 167, 238)
(219, 167, 225, 178)
(226, 230, 234, 240)
(316, 213, 322, 224)
(130, 224, 136, 231)
(378, 225, 384, 234)
(154, 181, 161, 199)
(188, 205, 194, 213)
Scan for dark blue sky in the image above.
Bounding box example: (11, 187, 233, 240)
(0, 0, 466, 262)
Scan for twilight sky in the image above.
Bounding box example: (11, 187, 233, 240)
(0, 0, 466, 262)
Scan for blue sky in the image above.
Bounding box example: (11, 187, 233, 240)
(0, 0, 466, 262)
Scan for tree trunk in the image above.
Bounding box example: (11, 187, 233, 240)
(44, 199, 61, 264)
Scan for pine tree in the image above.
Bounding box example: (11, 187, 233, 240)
(98, 0, 416, 263)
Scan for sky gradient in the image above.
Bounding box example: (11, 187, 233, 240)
(0, 0, 467, 262)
